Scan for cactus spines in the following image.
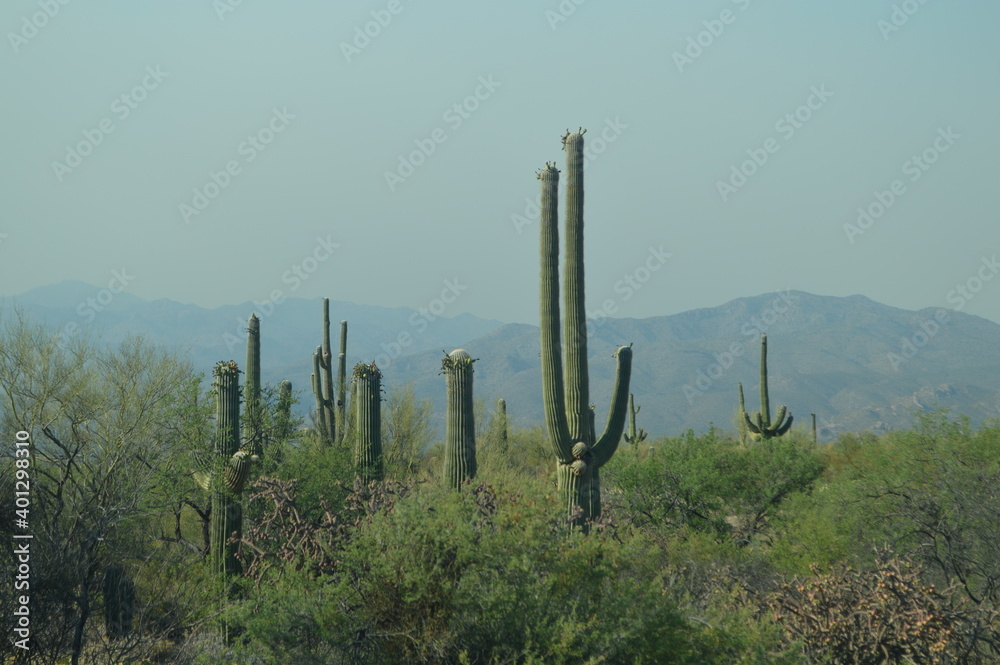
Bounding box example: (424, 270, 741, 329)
(319, 299, 337, 443)
(210, 360, 244, 576)
(623, 393, 647, 447)
(442, 349, 477, 488)
(244, 314, 263, 457)
(353, 361, 383, 481)
(103, 565, 136, 640)
(742, 334, 793, 440)
(336, 320, 348, 442)
(539, 129, 633, 527)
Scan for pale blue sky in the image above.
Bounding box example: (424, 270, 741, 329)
(2, 1, 998, 325)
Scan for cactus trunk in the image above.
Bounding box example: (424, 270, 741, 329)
(312, 347, 329, 442)
(353, 362, 383, 481)
(539, 130, 633, 528)
(211, 361, 243, 576)
(495, 398, 508, 455)
(320, 299, 337, 443)
(337, 320, 348, 442)
(442, 349, 477, 488)
(103, 565, 136, 640)
(244, 315, 262, 457)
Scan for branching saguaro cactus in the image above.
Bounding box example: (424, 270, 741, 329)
(209, 360, 251, 576)
(353, 361, 383, 481)
(441, 349, 477, 488)
(243, 314, 263, 457)
(103, 565, 136, 640)
(623, 393, 647, 447)
(538, 129, 633, 527)
(311, 346, 330, 443)
(318, 299, 337, 443)
(743, 334, 793, 441)
(336, 319, 348, 443)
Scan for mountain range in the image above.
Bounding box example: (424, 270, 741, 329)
(4, 282, 1000, 441)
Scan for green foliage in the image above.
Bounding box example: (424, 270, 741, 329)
(608, 427, 824, 546)
(382, 383, 434, 480)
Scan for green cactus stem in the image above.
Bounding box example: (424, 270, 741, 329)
(319, 299, 337, 443)
(742, 334, 793, 441)
(539, 130, 633, 528)
(442, 349, 477, 488)
(737, 382, 751, 445)
(210, 360, 245, 576)
(103, 565, 136, 640)
(243, 314, 263, 457)
(353, 361, 383, 481)
(811, 412, 817, 443)
(494, 398, 508, 455)
(311, 346, 330, 443)
(623, 393, 647, 447)
(337, 320, 348, 443)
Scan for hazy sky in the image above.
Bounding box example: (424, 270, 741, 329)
(3, 1, 998, 326)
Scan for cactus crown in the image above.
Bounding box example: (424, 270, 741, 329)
(213, 360, 241, 378)
(352, 361, 381, 381)
(440, 349, 477, 372)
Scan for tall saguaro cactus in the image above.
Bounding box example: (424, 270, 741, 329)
(311, 346, 329, 443)
(336, 320, 348, 442)
(538, 129, 633, 526)
(318, 299, 337, 443)
(353, 361, 383, 481)
(442, 349, 477, 488)
(743, 334, 793, 441)
(210, 360, 248, 576)
(244, 314, 263, 456)
(623, 393, 647, 447)
(494, 398, 508, 455)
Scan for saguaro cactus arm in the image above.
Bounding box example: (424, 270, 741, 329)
(591, 346, 633, 466)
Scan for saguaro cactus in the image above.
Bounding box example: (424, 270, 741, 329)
(336, 320, 348, 442)
(538, 129, 633, 526)
(623, 393, 647, 447)
(737, 382, 750, 445)
(353, 361, 383, 481)
(103, 565, 136, 640)
(493, 398, 508, 455)
(318, 299, 337, 443)
(311, 346, 329, 443)
(244, 314, 263, 456)
(743, 334, 793, 441)
(210, 360, 248, 576)
(442, 349, 477, 488)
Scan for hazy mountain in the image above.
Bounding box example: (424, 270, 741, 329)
(5, 283, 999, 441)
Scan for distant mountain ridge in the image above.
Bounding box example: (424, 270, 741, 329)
(4, 283, 1000, 441)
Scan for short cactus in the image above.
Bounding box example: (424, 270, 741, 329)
(442, 349, 477, 488)
(318, 299, 337, 443)
(742, 334, 793, 440)
(353, 361, 383, 481)
(623, 393, 647, 447)
(311, 346, 329, 443)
